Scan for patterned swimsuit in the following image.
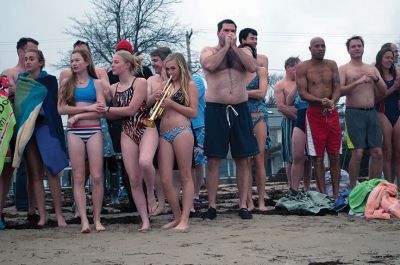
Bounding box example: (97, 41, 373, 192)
(112, 78, 148, 145)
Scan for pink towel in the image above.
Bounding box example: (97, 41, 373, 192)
(365, 182, 400, 219)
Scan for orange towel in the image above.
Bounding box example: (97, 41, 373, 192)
(365, 182, 400, 219)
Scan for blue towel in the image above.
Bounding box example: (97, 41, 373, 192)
(13, 72, 48, 168)
(15, 71, 68, 176)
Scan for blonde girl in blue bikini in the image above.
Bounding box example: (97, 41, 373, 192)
(157, 53, 198, 231)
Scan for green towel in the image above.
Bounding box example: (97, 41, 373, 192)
(349, 178, 387, 213)
(0, 90, 16, 175)
(275, 190, 335, 214)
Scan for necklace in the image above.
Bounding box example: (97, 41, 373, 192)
(77, 78, 88, 84)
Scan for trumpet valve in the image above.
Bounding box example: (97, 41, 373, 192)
(143, 118, 155, 128)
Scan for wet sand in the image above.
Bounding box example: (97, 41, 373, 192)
(1, 183, 399, 265)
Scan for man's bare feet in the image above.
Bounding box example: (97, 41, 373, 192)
(81, 223, 91, 233)
(151, 203, 168, 216)
(37, 216, 47, 227)
(247, 200, 255, 212)
(257, 205, 269, 212)
(161, 219, 179, 230)
(94, 219, 106, 232)
(148, 201, 158, 216)
(138, 223, 151, 232)
(173, 222, 189, 232)
(138, 218, 151, 232)
(56, 216, 68, 228)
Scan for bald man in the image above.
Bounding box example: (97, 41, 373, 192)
(296, 37, 342, 199)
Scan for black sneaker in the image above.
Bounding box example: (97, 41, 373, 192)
(27, 213, 40, 226)
(238, 208, 253, 220)
(202, 207, 217, 220)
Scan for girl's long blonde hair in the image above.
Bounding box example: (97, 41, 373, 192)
(165, 53, 190, 106)
(60, 49, 98, 105)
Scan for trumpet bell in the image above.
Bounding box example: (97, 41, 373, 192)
(143, 77, 174, 127)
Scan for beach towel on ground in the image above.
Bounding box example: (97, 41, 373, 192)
(365, 182, 400, 219)
(0, 89, 16, 175)
(349, 178, 387, 213)
(275, 190, 336, 214)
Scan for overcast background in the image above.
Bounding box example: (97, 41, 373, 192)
(1, 0, 399, 76)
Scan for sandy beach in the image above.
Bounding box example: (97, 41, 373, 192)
(1, 183, 400, 265)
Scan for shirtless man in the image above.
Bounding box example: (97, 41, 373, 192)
(201, 19, 259, 220)
(274, 57, 299, 187)
(339, 36, 386, 188)
(2, 37, 38, 216)
(238, 28, 268, 68)
(146, 47, 172, 216)
(3, 38, 38, 89)
(147, 47, 172, 104)
(296, 37, 342, 199)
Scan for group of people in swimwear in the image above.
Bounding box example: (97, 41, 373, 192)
(277, 36, 400, 202)
(0, 37, 203, 232)
(0, 18, 399, 233)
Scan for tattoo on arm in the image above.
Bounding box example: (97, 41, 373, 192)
(333, 75, 340, 87)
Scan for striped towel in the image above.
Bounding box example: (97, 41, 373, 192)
(12, 74, 47, 169)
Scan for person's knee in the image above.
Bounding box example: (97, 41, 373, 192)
(73, 175, 86, 187)
(312, 156, 324, 165)
(292, 154, 306, 165)
(253, 154, 265, 166)
(370, 148, 383, 160)
(139, 158, 153, 172)
(351, 149, 364, 162)
(328, 153, 340, 163)
(160, 176, 169, 187)
(90, 174, 103, 186)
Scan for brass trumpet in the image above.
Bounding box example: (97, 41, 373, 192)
(143, 77, 174, 127)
